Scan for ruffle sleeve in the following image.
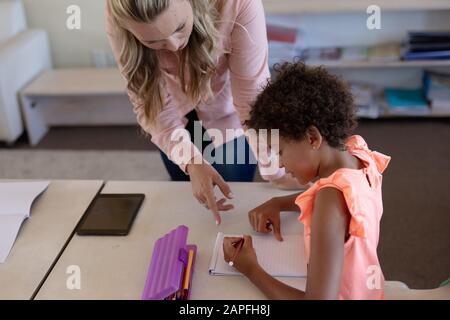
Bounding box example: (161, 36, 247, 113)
(296, 173, 367, 238)
(346, 135, 391, 174)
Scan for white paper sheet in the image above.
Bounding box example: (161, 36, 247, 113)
(0, 214, 27, 263)
(0, 181, 50, 263)
(0, 181, 50, 216)
(209, 232, 307, 277)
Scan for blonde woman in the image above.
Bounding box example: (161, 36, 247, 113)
(106, 0, 299, 225)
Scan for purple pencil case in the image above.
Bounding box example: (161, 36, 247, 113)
(141, 225, 197, 300)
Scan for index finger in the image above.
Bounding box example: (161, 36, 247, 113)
(212, 172, 233, 199)
(223, 237, 243, 247)
(205, 184, 220, 225)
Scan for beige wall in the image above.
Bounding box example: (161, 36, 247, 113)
(21, 0, 450, 72)
(22, 0, 112, 68)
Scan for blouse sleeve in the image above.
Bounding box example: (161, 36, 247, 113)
(228, 0, 284, 180)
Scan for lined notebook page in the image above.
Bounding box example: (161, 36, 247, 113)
(209, 232, 307, 277)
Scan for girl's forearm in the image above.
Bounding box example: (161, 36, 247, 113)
(246, 266, 306, 300)
(275, 193, 301, 212)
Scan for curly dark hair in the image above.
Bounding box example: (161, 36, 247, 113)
(245, 61, 357, 149)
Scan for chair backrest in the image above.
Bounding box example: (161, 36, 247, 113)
(0, 0, 27, 45)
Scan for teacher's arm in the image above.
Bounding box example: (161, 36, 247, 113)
(228, 0, 300, 188)
(132, 88, 235, 225)
(228, 0, 308, 190)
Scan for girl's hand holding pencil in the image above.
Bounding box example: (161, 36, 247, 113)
(223, 235, 258, 275)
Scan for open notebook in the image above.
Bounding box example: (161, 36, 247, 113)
(209, 232, 307, 277)
(0, 181, 50, 263)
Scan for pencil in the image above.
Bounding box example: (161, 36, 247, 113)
(183, 250, 194, 290)
(228, 237, 244, 267)
(181, 249, 195, 300)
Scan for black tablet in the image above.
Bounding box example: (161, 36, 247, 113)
(77, 194, 145, 236)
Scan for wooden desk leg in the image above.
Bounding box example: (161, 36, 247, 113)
(19, 95, 49, 146)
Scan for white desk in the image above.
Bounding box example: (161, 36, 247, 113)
(35, 182, 306, 300)
(31, 180, 450, 300)
(0, 180, 104, 300)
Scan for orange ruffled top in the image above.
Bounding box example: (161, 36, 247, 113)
(295, 135, 391, 300)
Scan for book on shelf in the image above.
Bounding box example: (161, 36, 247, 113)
(384, 88, 430, 116)
(299, 47, 341, 62)
(267, 24, 301, 66)
(368, 43, 401, 63)
(296, 43, 402, 65)
(404, 31, 450, 61)
(406, 42, 450, 53)
(267, 24, 299, 44)
(340, 46, 369, 62)
(404, 50, 450, 60)
(424, 71, 450, 100)
(423, 71, 450, 115)
(408, 31, 450, 44)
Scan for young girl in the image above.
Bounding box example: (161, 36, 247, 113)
(223, 62, 391, 300)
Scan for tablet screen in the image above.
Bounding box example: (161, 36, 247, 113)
(77, 194, 145, 236)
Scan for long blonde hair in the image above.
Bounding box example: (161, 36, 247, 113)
(108, 0, 223, 124)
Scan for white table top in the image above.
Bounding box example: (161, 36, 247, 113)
(21, 68, 127, 97)
(0, 180, 104, 300)
(35, 181, 307, 300)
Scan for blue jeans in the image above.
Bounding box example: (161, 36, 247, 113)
(160, 111, 257, 182)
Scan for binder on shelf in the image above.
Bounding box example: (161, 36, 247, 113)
(142, 225, 197, 300)
(404, 31, 450, 60)
(403, 50, 450, 60)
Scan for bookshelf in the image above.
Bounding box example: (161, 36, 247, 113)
(361, 96, 446, 119)
(314, 60, 450, 69)
(379, 113, 450, 119)
(265, 1, 450, 118)
(364, 111, 450, 119)
(263, 0, 450, 14)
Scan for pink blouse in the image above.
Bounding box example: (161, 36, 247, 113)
(105, 0, 283, 180)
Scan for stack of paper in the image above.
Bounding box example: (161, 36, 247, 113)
(209, 232, 307, 277)
(351, 83, 381, 119)
(424, 71, 450, 115)
(0, 181, 50, 263)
